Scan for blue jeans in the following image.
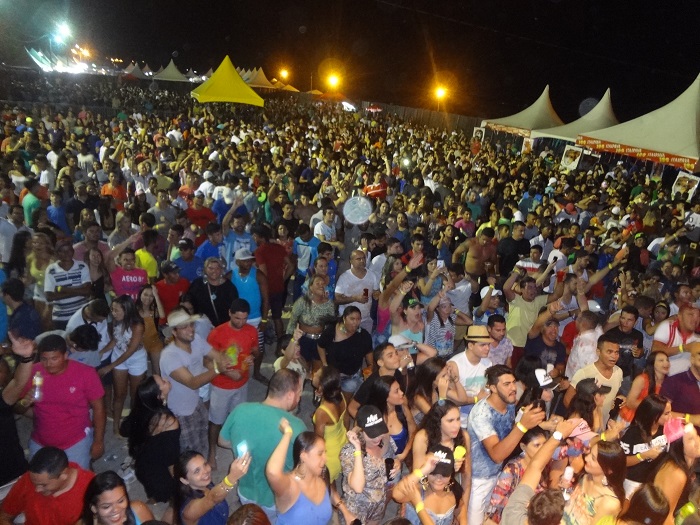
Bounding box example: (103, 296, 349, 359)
(29, 428, 93, 469)
(239, 490, 278, 524)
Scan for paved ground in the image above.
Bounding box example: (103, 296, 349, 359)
(14, 336, 314, 520)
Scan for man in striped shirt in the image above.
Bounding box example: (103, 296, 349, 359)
(44, 239, 92, 330)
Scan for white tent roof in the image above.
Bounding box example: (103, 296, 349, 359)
(481, 85, 564, 136)
(154, 60, 189, 82)
(578, 74, 700, 170)
(186, 68, 197, 78)
(127, 63, 148, 79)
(123, 62, 136, 74)
(281, 84, 300, 92)
(142, 64, 153, 75)
(531, 89, 619, 141)
(247, 68, 275, 89)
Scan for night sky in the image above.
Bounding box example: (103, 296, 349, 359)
(1, 0, 697, 122)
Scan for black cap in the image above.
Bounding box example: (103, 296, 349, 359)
(357, 405, 389, 438)
(160, 260, 180, 274)
(178, 238, 195, 250)
(576, 378, 612, 397)
(428, 445, 455, 477)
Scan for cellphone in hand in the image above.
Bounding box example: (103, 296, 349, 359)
(236, 441, 248, 458)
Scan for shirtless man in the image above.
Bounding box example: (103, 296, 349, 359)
(453, 227, 498, 280)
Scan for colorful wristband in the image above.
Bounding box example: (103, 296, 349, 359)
(516, 422, 528, 434)
(685, 413, 691, 424)
(473, 395, 478, 404)
(415, 502, 425, 513)
(600, 432, 606, 441)
(635, 453, 644, 462)
(413, 468, 423, 479)
(353, 450, 362, 457)
(223, 476, 234, 487)
(679, 344, 684, 353)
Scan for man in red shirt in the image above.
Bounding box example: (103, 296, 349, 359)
(0, 446, 94, 525)
(155, 260, 190, 317)
(251, 225, 293, 341)
(205, 298, 258, 468)
(186, 191, 216, 245)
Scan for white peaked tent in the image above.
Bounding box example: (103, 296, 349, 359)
(186, 68, 197, 79)
(156, 65, 163, 74)
(481, 85, 564, 136)
(142, 64, 153, 76)
(154, 60, 189, 82)
(247, 68, 275, 89)
(123, 62, 136, 74)
(531, 89, 619, 141)
(127, 64, 148, 79)
(204, 68, 213, 79)
(578, 74, 700, 171)
(242, 68, 256, 82)
(282, 84, 300, 92)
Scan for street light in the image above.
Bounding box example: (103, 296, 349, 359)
(328, 74, 339, 90)
(435, 86, 446, 111)
(280, 69, 289, 80)
(52, 22, 71, 46)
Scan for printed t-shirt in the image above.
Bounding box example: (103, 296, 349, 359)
(111, 266, 149, 300)
(207, 322, 258, 389)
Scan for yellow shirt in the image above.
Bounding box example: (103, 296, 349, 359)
(505, 294, 548, 347)
(135, 248, 158, 280)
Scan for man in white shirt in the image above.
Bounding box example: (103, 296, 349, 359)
(0, 205, 30, 264)
(448, 325, 493, 420)
(565, 311, 603, 378)
(335, 250, 379, 332)
(368, 237, 403, 280)
(651, 303, 700, 376)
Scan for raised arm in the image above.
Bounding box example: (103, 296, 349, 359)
(265, 418, 295, 505)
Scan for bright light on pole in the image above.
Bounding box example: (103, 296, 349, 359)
(328, 74, 339, 90)
(57, 22, 71, 38)
(280, 69, 289, 80)
(435, 86, 446, 111)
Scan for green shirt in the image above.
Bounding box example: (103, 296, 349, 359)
(23, 193, 41, 227)
(221, 402, 307, 508)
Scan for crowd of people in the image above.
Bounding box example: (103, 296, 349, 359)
(1, 77, 700, 525)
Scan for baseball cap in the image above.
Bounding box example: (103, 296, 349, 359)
(480, 286, 503, 299)
(402, 296, 424, 309)
(428, 445, 455, 477)
(611, 206, 621, 215)
(388, 334, 413, 349)
(576, 378, 612, 397)
(464, 325, 495, 343)
(534, 366, 562, 388)
(161, 260, 180, 274)
(203, 170, 215, 180)
(178, 238, 195, 250)
(234, 248, 255, 261)
(569, 419, 599, 445)
(357, 405, 389, 438)
(587, 300, 604, 313)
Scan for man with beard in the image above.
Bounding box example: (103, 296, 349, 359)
(467, 364, 545, 525)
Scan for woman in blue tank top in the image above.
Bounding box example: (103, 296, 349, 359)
(365, 376, 417, 458)
(80, 470, 154, 525)
(266, 419, 333, 525)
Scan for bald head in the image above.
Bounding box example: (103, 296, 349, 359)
(350, 250, 367, 269)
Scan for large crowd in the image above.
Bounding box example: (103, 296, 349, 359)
(1, 80, 700, 525)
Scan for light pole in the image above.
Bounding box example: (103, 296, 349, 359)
(435, 86, 446, 112)
(328, 74, 339, 92)
(280, 69, 289, 81)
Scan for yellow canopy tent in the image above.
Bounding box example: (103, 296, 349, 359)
(191, 56, 264, 107)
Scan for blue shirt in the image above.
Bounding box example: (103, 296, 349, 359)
(292, 236, 320, 274)
(468, 400, 516, 478)
(47, 205, 70, 235)
(223, 231, 256, 272)
(173, 256, 204, 283)
(195, 241, 225, 261)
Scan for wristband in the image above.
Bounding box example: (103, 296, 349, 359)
(552, 430, 563, 442)
(685, 413, 691, 424)
(213, 361, 220, 374)
(15, 354, 35, 364)
(635, 453, 644, 462)
(284, 427, 293, 434)
(473, 395, 478, 404)
(353, 450, 362, 457)
(223, 476, 234, 487)
(413, 468, 423, 479)
(415, 502, 425, 513)
(454, 308, 461, 315)
(56, 285, 63, 293)
(516, 422, 528, 434)
(679, 344, 684, 353)
(608, 263, 613, 270)
(405, 266, 412, 274)
(600, 432, 606, 441)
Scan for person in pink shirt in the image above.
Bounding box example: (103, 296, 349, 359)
(19, 334, 105, 469)
(110, 248, 149, 300)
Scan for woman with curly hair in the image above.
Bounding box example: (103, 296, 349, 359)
(79, 470, 153, 525)
(410, 400, 471, 512)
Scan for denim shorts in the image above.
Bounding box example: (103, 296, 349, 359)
(339, 370, 363, 394)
